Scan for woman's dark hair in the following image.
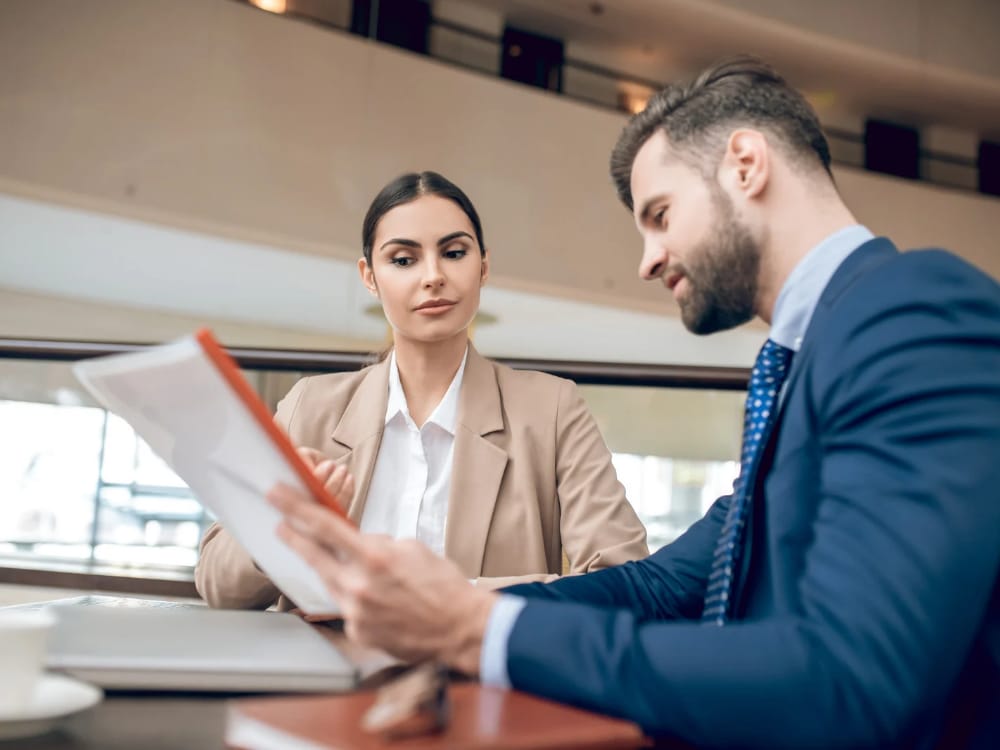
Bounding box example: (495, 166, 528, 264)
(361, 171, 486, 264)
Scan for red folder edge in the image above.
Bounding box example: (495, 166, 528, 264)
(194, 328, 350, 521)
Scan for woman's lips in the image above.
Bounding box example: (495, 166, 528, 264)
(414, 299, 457, 315)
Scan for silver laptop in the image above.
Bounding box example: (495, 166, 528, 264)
(25, 597, 360, 692)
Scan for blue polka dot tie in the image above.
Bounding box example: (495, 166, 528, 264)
(702, 338, 794, 625)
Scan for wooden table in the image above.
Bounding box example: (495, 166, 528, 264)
(12, 693, 230, 749)
(13, 686, 654, 749)
(2, 590, 654, 750)
(1, 589, 401, 749)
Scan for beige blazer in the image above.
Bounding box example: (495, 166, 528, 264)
(195, 346, 648, 610)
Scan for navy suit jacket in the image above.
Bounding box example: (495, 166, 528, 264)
(502, 239, 1000, 749)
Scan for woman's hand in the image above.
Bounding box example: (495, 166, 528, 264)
(288, 447, 355, 623)
(296, 446, 354, 511)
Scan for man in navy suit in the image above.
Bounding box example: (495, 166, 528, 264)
(271, 57, 1000, 748)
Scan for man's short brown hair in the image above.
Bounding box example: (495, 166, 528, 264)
(610, 56, 833, 210)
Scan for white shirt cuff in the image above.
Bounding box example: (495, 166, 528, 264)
(479, 594, 527, 688)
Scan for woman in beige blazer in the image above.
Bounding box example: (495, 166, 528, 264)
(195, 172, 647, 610)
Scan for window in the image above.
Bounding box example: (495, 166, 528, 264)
(0, 396, 207, 572)
(0, 362, 747, 572)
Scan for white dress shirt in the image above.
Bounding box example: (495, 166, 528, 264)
(479, 225, 877, 687)
(358, 348, 468, 557)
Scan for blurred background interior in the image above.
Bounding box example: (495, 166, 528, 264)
(1, 0, 998, 586)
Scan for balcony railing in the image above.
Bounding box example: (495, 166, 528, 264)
(232, 0, 990, 197)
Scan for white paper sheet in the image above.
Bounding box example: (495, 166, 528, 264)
(73, 334, 339, 614)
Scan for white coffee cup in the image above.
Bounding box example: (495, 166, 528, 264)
(0, 609, 56, 714)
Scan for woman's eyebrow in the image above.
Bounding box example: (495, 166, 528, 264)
(436, 231, 473, 246)
(379, 237, 420, 252)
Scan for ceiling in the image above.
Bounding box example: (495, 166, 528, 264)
(446, 0, 1000, 139)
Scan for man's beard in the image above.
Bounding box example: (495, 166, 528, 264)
(676, 189, 761, 335)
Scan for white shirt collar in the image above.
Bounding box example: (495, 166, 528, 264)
(770, 225, 875, 352)
(385, 346, 469, 435)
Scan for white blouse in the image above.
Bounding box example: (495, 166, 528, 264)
(358, 348, 468, 556)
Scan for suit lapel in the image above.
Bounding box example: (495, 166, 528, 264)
(733, 238, 900, 612)
(330, 358, 391, 524)
(777, 237, 899, 416)
(444, 346, 508, 577)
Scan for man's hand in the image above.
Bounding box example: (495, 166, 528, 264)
(267, 482, 497, 676)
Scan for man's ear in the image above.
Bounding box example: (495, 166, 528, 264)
(358, 257, 379, 297)
(722, 129, 769, 199)
(480, 248, 490, 287)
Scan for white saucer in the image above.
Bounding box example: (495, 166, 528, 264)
(0, 673, 103, 740)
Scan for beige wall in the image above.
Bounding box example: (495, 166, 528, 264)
(1, 0, 998, 332)
(836, 169, 1000, 277)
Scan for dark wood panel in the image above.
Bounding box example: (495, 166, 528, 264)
(0, 563, 198, 599)
(0, 338, 750, 390)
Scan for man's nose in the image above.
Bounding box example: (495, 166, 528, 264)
(639, 236, 667, 281)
